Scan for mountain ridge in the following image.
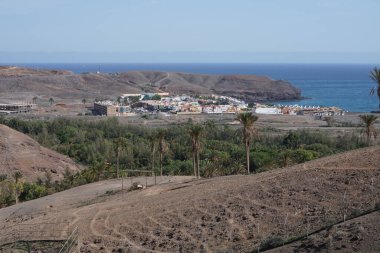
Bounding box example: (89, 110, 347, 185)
(0, 66, 301, 103)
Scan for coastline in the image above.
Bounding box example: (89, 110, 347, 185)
(0, 63, 378, 113)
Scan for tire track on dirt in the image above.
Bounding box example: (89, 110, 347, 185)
(94, 208, 168, 253)
(168, 208, 212, 252)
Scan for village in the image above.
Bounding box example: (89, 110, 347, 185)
(0, 92, 345, 120)
(93, 92, 345, 119)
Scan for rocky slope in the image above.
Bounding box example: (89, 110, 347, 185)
(269, 210, 380, 253)
(0, 66, 301, 103)
(0, 124, 81, 182)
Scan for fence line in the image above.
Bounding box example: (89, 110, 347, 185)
(0, 221, 70, 248)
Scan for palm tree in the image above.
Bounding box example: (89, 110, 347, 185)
(148, 133, 157, 175)
(359, 114, 378, 145)
(236, 112, 259, 174)
(369, 67, 380, 110)
(49, 97, 54, 106)
(114, 137, 128, 178)
(189, 124, 203, 179)
(156, 129, 167, 177)
(87, 162, 103, 182)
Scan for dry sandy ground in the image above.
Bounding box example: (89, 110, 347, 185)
(0, 124, 81, 182)
(268, 210, 380, 253)
(0, 176, 192, 245)
(0, 146, 379, 252)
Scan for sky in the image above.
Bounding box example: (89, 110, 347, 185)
(0, 0, 379, 63)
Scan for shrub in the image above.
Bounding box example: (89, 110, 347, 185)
(283, 131, 301, 149)
(304, 143, 333, 156)
(251, 150, 277, 172)
(19, 183, 48, 201)
(260, 236, 284, 250)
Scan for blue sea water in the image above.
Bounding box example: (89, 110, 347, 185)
(15, 63, 379, 112)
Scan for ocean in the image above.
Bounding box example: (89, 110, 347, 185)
(16, 63, 379, 112)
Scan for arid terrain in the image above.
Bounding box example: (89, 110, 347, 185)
(0, 66, 301, 104)
(0, 146, 379, 252)
(269, 210, 380, 253)
(0, 124, 81, 181)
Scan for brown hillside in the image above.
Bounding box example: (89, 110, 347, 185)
(0, 66, 72, 77)
(268, 210, 380, 253)
(0, 124, 81, 182)
(0, 66, 301, 103)
(0, 147, 379, 252)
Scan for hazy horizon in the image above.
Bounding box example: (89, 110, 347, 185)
(1, 0, 379, 64)
(1, 52, 380, 64)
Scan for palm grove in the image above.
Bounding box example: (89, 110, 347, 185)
(0, 110, 374, 207)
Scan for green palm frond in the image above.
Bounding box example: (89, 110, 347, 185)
(369, 67, 380, 84)
(189, 124, 203, 150)
(370, 87, 375, 95)
(359, 114, 378, 144)
(369, 67, 380, 109)
(359, 114, 378, 126)
(236, 112, 259, 141)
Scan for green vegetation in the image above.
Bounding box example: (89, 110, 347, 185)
(189, 124, 203, 178)
(0, 171, 53, 208)
(150, 94, 161, 100)
(0, 116, 369, 207)
(156, 129, 167, 177)
(359, 114, 378, 145)
(114, 137, 128, 178)
(236, 112, 258, 174)
(128, 96, 140, 104)
(369, 67, 380, 109)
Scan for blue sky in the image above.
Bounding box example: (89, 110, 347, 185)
(0, 0, 379, 63)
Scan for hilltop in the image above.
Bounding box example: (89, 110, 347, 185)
(0, 124, 81, 182)
(0, 66, 301, 103)
(0, 146, 378, 252)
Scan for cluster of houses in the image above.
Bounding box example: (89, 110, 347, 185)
(0, 103, 35, 115)
(93, 93, 248, 116)
(93, 93, 345, 119)
(254, 104, 345, 118)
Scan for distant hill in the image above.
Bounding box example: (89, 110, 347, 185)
(0, 66, 301, 103)
(0, 124, 81, 182)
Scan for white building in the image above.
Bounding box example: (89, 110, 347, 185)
(255, 107, 282, 115)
